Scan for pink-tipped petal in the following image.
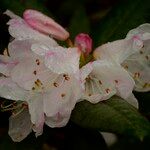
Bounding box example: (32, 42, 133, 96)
(75, 33, 92, 55)
(23, 9, 69, 41)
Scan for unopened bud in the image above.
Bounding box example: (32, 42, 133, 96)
(23, 9, 69, 41)
(75, 33, 92, 55)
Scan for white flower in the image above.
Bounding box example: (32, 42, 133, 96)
(80, 60, 135, 106)
(0, 10, 82, 142)
(94, 24, 150, 92)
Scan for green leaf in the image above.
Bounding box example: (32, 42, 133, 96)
(92, 0, 150, 46)
(71, 96, 150, 141)
(69, 6, 90, 39)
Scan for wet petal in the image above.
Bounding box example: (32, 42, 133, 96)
(11, 56, 54, 90)
(5, 10, 57, 46)
(122, 25, 150, 91)
(43, 75, 81, 122)
(94, 38, 143, 64)
(45, 112, 71, 128)
(44, 46, 80, 74)
(127, 23, 150, 40)
(8, 109, 32, 142)
(0, 77, 28, 100)
(93, 60, 135, 99)
(11, 58, 38, 90)
(0, 55, 17, 76)
(31, 43, 51, 56)
(122, 39, 150, 91)
(8, 40, 34, 59)
(125, 94, 138, 108)
(82, 60, 135, 103)
(27, 93, 44, 135)
(23, 9, 69, 41)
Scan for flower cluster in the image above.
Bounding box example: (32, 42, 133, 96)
(0, 9, 149, 142)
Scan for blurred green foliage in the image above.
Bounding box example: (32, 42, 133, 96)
(0, 0, 150, 149)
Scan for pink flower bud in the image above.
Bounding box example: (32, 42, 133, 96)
(74, 33, 92, 55)
(23, 9, 69, 41)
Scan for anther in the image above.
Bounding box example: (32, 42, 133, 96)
(145, 55, 149, 60)
(53, 82, 59, 87)
(115, 80, 119, 84)
(61, 93, 66, 97)
(124, 65, 128, 69)
(143, 83, 149, 88)
(32, 87, 35, 90)
(63, 74, 70, 81)
(99, 80, 102, 85)
(105, 88, 110, 93)
(140, 51, 143, 54)
(36, 59, 40, 65)
(33, 70, 37, 75)
(134, 72, 140, 78)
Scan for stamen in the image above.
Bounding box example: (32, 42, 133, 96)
(36, 59, 40, 65)
(88, 94, 92, 96)
(53, 82, 59, 87)
(143, 83, 149, 88)
(134, 72, 140, 78)
(105, 88, 110, 93)
(140, 51, 143, 54)
(99, 80, 102, 85)
(145, 55, 149, 60)
(63, 74, 70, 81)
(124, 65, 128, 69)
(32, 87, 35, 90)
(115, 80, 119, 84)
(61, 93, 66, 98)
(33, 70, 37, 75)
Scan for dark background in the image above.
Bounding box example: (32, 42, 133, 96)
(0, 0, 150, 149)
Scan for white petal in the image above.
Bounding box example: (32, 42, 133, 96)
(123, 27, 150, 91)
(127, 23, 150, 40)
(8, 109, 32, 142)
(4, 10, 20, 19)
(94, 38, 143, 64)
(122, 40, 150, 92)
(43, 75, 81, 125)
(0, 77, 28, 100)
(11, 58, 37, 90)
(27, 93, 44, 135)
(31, 43, 50, 56)
(82, 60, 135, 102)
(44, 46, 80, 74)
(11, 56, 54, 90)
(45, 112, 71, 128)
(8, 40, 34, 59)
(80, 62, 93, 81)
(6, 11, 57, 46)
(93, 60, 135, 99)
(125, 93, 138, 108)
(0, 55, 17, 76)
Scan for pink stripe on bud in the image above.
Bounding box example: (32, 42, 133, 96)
(23, 9, 69, 41)
(75, 33, 92, 55)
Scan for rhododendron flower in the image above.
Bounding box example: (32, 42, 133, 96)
(0, 39, 81, 141)
(94, 24, 150, 92)
(80, 60, 136, 107)
(0, 10, 82, 142)
(4, 10, 57, 46)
